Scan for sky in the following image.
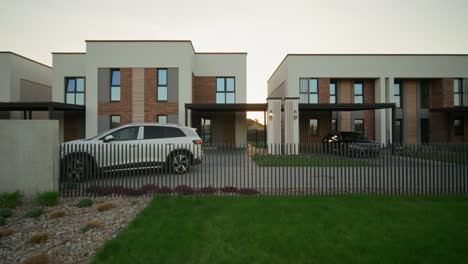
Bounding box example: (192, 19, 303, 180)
(1, 0, 468, 122)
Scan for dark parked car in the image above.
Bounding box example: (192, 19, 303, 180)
(321, 132, 380, 157)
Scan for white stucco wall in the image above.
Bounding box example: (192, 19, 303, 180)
(0, 53, 13, 102)
(52, 53, 86, 102)
(194, 53, 247, 103)
(267, 58, 288, 99)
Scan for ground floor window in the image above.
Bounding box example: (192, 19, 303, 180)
(308, 119, 319, 136)
(157, 115, 168, 124)
(454, 119, 464, 136)
(354, 119, 364, 135)
(395, 119, 403, 144)
(110, 115, 121, 129)
(420, 118, 430, 143)
(201, 118, 212, 145)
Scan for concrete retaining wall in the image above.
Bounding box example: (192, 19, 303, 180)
(0, 120, 59, 196)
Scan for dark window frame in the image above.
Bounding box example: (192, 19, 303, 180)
(420, 80, 430, 109)
(454, 119, 464, 136)
(330, 80, 337, 104)
(216, 77, 236, 104)
(308, 118, 319, 136)
(110, 115, 121, 129)
(394, 80, 402, 108)
(157, 114, 168, 124)
(299, 78, 319, 104)
(354, 119, 365, 134)
(353, 81, 364, 104)
(454, 78, 464, 107)
(157, 68, 168, 102)
(110, 69, 121, 102)
(64, 77, 85, 105)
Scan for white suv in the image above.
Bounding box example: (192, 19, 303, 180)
(61, 123, 203, 181)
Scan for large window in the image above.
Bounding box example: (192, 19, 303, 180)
(216, 77, 235, 104)
(420, 80, 429, 109)
(157, 69, 168, 101)
(309, 119, 319, 136)
(330, 80, 337, 104)
(454, 119, 464, 136)
(353, 81, 363, 104)
(354, 119, 364, 134)
(110, 69, 120, 102)
(299, 78, 318, 104)
(454, 79, 463, 106)
(110, 115, 121, 129)
(394, 80, 402, 108)
(157, 115, 168, 124)
(65, 77, 85, 105)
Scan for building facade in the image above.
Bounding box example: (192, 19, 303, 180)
(0, 52, 52, 119)
(52, 40, 248, 145)
(267, 54, 468, 147)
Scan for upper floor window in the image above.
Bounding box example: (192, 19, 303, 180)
(420, 80, 429, 109)
(65, 77, 85, 105)
(454, 79, 463, 106)
(216, 77, 235, 104)
(353, 81, 363, 104)
(394, 80, 402, 108)
(110, 69, 120, 102)
(157, 69, 168, 101)
(330, 80, 337, 104)
(299, 78, 318, 104)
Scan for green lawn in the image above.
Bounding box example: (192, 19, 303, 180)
(401, 151, 468, 164)
(252, 154, 373, 167)
(93, 195, 468, 264)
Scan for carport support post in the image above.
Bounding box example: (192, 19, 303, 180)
(391, 105, 396, 154)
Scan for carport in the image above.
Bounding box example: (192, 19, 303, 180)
(0, 101, 85, 119)
(185, 103, 268, 146)
(298, 103, 397, 143)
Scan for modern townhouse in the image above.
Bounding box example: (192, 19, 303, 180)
(52, 40, 249, 145)
(0, 52, 53, 120)
(266, 54, 468, 149)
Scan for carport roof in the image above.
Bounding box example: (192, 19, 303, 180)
(429, 107, 468, 112)
(299, 103, 396, 111)
(0, 102, 85, 111)
(185, 103, 267, 112)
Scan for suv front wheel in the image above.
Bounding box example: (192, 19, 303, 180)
(170, 152, 191, 174)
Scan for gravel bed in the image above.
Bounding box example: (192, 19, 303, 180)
(0, 196, 151, 264)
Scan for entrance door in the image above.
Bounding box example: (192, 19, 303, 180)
(420, 118, 430, 143)
(201, 118, 212, 145)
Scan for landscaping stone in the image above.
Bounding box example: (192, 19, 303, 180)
(0, 197, 150, 264)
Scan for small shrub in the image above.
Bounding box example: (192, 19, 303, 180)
(30, 232, 48, 244)
(96, 202, 114, 212)
(81, 219, 104, 233)
(220, 186, 238, 193)
(198, 186, 218, 195)
(21, 253, 49, 264)
(0, 191, 23, 209)
(78, 198, 94, 208)
(26, 207, 44, 218)
(0, 227, 13, 237)
(0, 216, 5, 226)
(0, 208, 13, 218)
(156, 186, 173, 194)
(175, 185, 194, 195)
(35, 192, 60, 207)
(47, 210, 65, 219)
(238, 188, 260, 195)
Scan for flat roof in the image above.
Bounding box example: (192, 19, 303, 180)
(268, 53, 468, 83)
(0, 102, 85, 111)
(0, 51, 52, 69)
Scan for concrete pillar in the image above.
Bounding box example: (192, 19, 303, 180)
(386, 77, 395, 143)
(267, 98, 282, 154)
(284, 98, 299, 154)
(374, 77, 386, 143)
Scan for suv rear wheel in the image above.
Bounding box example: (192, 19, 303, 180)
(170, 152, 191, 174)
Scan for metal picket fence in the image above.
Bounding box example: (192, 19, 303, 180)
(59, 143, 468, 197)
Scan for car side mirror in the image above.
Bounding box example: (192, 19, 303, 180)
(103, 135, 114, 143)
